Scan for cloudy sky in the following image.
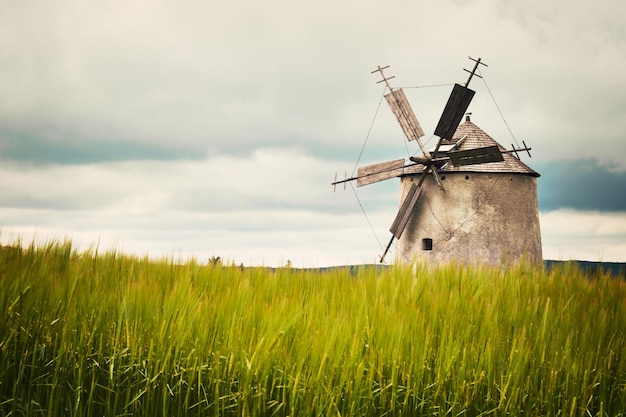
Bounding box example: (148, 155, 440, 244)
(1, 0, 625, 266)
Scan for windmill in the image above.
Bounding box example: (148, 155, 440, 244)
(333, 57, 540, 264)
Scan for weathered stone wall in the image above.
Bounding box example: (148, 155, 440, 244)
(396, 172, 542, 266)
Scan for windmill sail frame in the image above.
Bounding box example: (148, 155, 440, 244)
(384, 89, 425, 141)
(389, 182, 423, 239)
(356, 159, 406, 187)
(434, 84, 475, 141)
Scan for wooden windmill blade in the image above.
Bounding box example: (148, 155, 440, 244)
(384, 89, 425, 141)
(356, 158, 406, 187)
(434, 84, 475, 141)
(448, 145, 504, 166)
(379, 179, 425, 263)
(373, 65, 431, 159)
(389, 182, 423, 239)
(433, 57, 486, 143)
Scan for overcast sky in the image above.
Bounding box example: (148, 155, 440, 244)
(1, 0, 625, 266)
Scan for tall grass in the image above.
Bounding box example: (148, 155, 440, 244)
(1, 240, 625, 416)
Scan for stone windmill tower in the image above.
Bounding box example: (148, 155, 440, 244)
(396, 116, 542, 265)
(333, 58, 542, 265)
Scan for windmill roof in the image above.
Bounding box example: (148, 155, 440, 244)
(405, 120, 540, 177)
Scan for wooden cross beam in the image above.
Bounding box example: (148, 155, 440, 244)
(463, 56, 488, 87)
(371, 65, 395, 91)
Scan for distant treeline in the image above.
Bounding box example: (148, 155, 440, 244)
(544, 260, 626, 278)
(314, 261, 626, 278)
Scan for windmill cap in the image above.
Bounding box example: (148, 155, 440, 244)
(446, 120, 540, 177)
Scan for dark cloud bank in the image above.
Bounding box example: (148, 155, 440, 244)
(536, 159, 626, 212)
(0, 133, 199, 164)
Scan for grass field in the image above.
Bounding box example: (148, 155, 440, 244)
(1, 240, 625, 416)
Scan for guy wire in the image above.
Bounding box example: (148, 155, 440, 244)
(348, 182, 386, 252)
(349, 84, 389, 253)
(478, 68, 521, 149)
(352, 85, 388, 177)
(401, 83, 455, 89)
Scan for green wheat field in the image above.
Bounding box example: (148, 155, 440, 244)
(1, 241, 625, 416)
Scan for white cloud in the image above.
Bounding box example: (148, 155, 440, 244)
(2, 150, 625, 265)
(0, 149, 399, 266)
(0, 206, 395, 268)
(540, 210, 626, 262)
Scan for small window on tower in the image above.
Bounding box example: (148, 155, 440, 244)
(422, 238, 433, 251)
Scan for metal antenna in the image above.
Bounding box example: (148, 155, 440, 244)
(463, 56, 488, 88)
